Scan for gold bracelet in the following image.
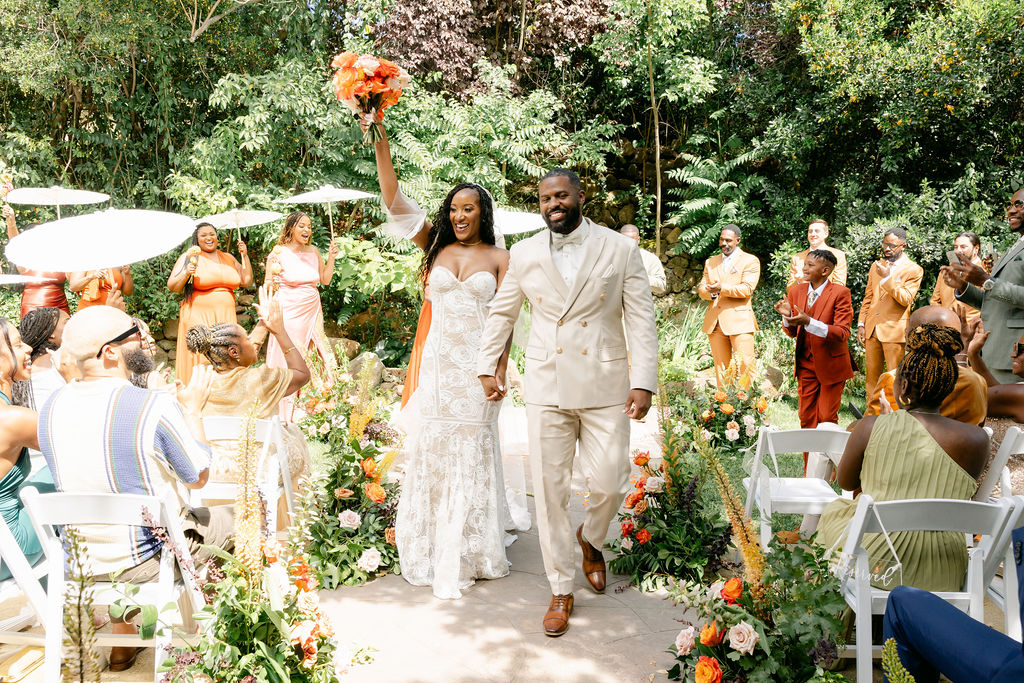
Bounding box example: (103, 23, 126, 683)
(283, 346, 297, 355)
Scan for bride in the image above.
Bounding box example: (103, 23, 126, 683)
(364, 115, 514, 599)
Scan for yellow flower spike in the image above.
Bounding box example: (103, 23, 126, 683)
(233, 401, 265, 580)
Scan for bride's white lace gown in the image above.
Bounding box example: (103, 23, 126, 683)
(396, 265, 512, 599)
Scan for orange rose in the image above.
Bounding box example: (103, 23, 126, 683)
(726, 420, 739, 431)
(701, 409, 715, 422)
(757, 396, 768, 413)
(331, 51, 358, 69)
(720, 403, 735, 415)
(714, 390, 728, 402)
(334, 487, 354, 499)
(633, 452, 650, 467)
(635, 528, 652, 544)
(736, 391, 749, 401)
(721, 577, 743, 604)
(694, 656, 723, 683)
(623, 490, 644, 509)
(361, 457, 377, 478)
(365, 482, 387, 504)
(700, 620, 725, 646)
(635, 477, 647, 490)
(385, 527, 396, 547)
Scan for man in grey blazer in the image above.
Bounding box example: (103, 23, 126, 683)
(477, 169, 658, 637)
(943, 188, 1024, 384)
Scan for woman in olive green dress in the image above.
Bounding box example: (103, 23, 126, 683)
(817, 323, 989, 591)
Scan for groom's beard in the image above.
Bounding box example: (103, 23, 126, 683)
(124, 347, 155, 388)
(544, 203, 583, 234)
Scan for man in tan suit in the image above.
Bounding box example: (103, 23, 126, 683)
(787, 218, 848, 291)
(698, 225, 760, 387)
(477, 169, 658, 638)
(857, 226, 924, 403)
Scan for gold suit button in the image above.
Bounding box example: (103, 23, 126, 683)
(581, 349, 588, 355)
(557, 320, 563, 326)
(556, 347, 563, 354)
(600, 294, 606, 300)
(581, 321, 588, 327)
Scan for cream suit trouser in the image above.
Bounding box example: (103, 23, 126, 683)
(526, 403, 631, 596)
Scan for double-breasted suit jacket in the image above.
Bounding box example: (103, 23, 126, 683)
(697, 250, 760, 336)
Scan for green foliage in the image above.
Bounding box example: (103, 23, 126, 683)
(657, 301, 712, 383)
(882, 638, 917, 683)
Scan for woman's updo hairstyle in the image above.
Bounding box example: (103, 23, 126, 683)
(896, 323, 963, 409)
(18, 307, 62, 361)
(185, 323, 240, 369)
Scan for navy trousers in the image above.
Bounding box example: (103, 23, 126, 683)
(883, 585, 1024, 682)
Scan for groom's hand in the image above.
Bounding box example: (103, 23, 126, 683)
(479, 375, 506, 401)
(624, 389, 653, 420)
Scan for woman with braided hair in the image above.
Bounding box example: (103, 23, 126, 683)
(817, 323, 989, 591)
(185, 285, 310, 509)
(13, 306, 69, 411)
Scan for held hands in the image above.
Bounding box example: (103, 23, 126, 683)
(176, 365, 213, 414)
(186, 259, 198, 276)
(357, 110, 383, 134)
(2, 205, 13, 222)
(947, 260, 990, 288)
(479, 375, 506, 401)
(624, 389, 653, 421)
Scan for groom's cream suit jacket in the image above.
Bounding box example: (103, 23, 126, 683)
(477, 219, 658, 409)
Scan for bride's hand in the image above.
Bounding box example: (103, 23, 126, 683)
(479, 375, 505, 401)
(357, 110, 382, 134)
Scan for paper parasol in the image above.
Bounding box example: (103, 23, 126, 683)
(5, 208, 195, 272)
(197, 209, 284, 242)
(0, 274, 57, 285)
(273, 184, 377, 239)
(495, 208, 546, 235)
(4, 186, 111, 219)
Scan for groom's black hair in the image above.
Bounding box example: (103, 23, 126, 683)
(541, 168, 581, 192)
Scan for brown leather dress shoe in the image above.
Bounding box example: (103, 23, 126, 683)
(543, 593, 574, 637)
(577, 524, 606, 593)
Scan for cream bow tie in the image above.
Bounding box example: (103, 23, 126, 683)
(552, 228, 586, 249)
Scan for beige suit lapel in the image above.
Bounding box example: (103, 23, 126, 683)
(536, 230, 570, 300)
(561, 222, 606, 316)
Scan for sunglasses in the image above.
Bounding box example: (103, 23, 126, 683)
(95, 324, 140, 358)
(1014, 342, 1024, 358)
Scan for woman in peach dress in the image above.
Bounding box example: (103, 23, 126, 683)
(167, 222, 253, 384)
(265, 211, 339, 419)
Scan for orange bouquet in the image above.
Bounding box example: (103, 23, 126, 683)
(330, 51, 410, 144)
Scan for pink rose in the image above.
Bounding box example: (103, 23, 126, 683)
(675, 625, 696, 655)
(727, 621, 760, 655)
(338, 509, 361, 529)
(357, 547, 382, 573)
(355, 55, 380, 75)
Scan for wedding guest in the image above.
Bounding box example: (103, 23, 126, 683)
(264, 211, 338, 420)
(619, 224, 666, 295)
(13, 307, 68, 411)
(185, 285, 310, 498)
(167, 222, 252, 385)
(69, 265, 133, 311)
(366, 113, 515, 600)
(41, 305, 229, 671)
(0, 317, 55, 581)
(942, 188, 1024, 384)
(865, 305, 987, 425)
(787, 219, 847, 291)
(698, 225, 760, 387)
(857, 226, 923, 405)
(929, 232, 982, 325)
(817, 323, 988, 592)
(3, 205, 70, 316)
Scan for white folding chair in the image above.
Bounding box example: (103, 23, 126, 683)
(743, 426, 849, 548)
(194, 415, 293, 531)
(0, 512, 48, 643)
(985, 466, 1024, 641)
(21, 488, 205, 682)
(836, 494, 1019, 683)
(974, 426, 1024, 503)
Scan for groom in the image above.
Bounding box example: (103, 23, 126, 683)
(477, 169, 658, 636)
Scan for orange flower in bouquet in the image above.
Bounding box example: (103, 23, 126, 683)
(623, 490, 644, 509)
(633, 451, 650, 467)
(331, 51, 410, 144)
(360, 457, 377, 479)
(720, 403, 735, 415)
(635, 528, 652, 544)
(721, 577, 743, 604)
(756, 396, 768, 413)
(714, 390, 728, 402)
(365, 482, 387, 504)
(700, 620, 725, 646)
(694, 655, 723, 683)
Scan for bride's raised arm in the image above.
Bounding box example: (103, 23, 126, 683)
(363, 114, 431, 251)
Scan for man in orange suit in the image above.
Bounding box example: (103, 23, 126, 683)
(698, 225, 760, 387)
(856, 226, 923, 404)
(775, 250, 854, 434)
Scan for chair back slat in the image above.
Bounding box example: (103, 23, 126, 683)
(20, 490, 163, 527)
(0, 504, 48, 620)
(975, 427, 1024, 502)
(201, 415, 274, 442)
(856, 497, 1012, 536)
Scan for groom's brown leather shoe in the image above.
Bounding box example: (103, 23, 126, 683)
(577, 524, 606, 593)
(543, 593, 574, 637)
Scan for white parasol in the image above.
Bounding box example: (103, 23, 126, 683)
(274, 184, 377, 240)
(4, 186, 110, 219)
(197, 209, 283, 242)
(4, 208, 195, 272)
(495, 207, 546, 235)
(0, 274, 56, 285)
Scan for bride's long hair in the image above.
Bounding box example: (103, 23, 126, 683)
(421, 183, 496, 280)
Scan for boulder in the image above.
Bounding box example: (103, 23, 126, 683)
(667, 227, 683, 244)
(765, 364, 786, 390)
(383, 367, 407, 384)
(151, 325, 164, 342)
(618, 204, 635, 225)
(237, 293, 255, 306)
(349, 351, 385, 387)
(329, 337, 360, 361)
(237, 314, 253, 327)
(157, 339, 175, 352)
(166, 348, 176, 361)
(163, 319, 179, 340)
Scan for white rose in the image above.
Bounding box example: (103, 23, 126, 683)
(728, 620, 760, 655)
(707, 580, 726, 599)
(354, 55, 380, 75)
(621, 537, 634, 551)
(725, 428, 740, 441)
(742, 414, 756, 427)
(357, 547, 382, 573)
(266, 563, 295, 598)
(644, 476, 664, 494)
(318, 422, 331, 435)
(746, 424, 757, 437)
(701, 429, 714, 441)
(338, 509, 361, 529)
(675, 626, 696, 656)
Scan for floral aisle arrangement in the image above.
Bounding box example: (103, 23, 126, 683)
(676, 366, 772, 452)
(666, 435, 846, 683)
(605, 422, 732, 591)
(163, 409, 348, 681)
(330, 51, 410, 143)
(291, 362, 402, 588)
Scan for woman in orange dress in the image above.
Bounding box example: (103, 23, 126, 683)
(3, 205, 70, 316)
(167, 222, 252, 384)
(69, 266, 133, 310)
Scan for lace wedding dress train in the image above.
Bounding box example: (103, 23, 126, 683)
(395, 266, 512, 599)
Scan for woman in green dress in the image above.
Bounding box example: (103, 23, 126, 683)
(817, 323, 989, 591)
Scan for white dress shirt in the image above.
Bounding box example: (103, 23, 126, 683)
(783, 280, 829, 338)
(549, 220, 591, 288)
(640, 249, 667, 295)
